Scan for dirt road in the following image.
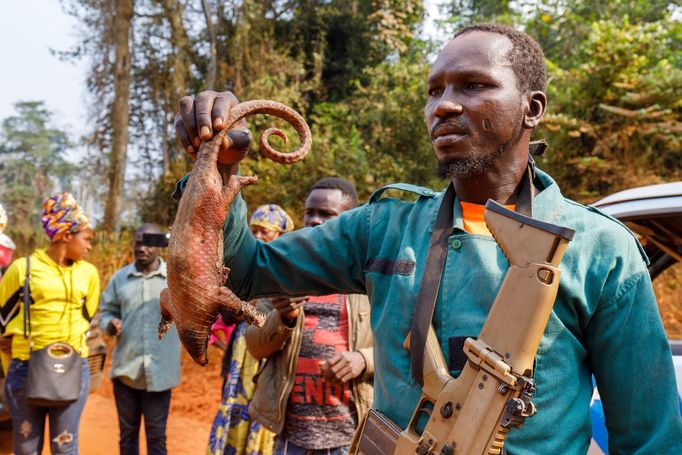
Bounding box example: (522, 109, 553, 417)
(87, 394, 213, 454)
(0, 345, 224, 454)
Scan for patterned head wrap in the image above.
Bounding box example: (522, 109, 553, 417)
(0, 203, 6, 234)
(249, 204, 294, 233)
(41, 192, 91, 242)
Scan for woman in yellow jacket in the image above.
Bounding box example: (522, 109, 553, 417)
(0, 193, 100, 455)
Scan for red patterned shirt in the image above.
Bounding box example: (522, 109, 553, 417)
(283, 294, 358, 449)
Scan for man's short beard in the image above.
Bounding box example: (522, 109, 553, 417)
(436, 117, 524, 179)
(436, 148, 508, 179)
(436, 145, 508, 178)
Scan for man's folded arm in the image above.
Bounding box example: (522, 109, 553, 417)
(223, 192, 370, 300)
(244, 300, 299, 359)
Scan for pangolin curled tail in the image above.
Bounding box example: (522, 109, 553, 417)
(217, 99, 312, 164)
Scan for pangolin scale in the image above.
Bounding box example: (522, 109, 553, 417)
(158, 100, 311, 365)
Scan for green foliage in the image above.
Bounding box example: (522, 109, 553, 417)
(525, 0, 673, 65)
(438, 0, 681, 201)
(137, 160, 184, 228)
(275, 1, 426, 102)
(439, 0, 516, 30)
(89, 230, 135, 284)
(137, 0, 429, 224)
(537, 15, 681, 200)
(57, 0, 682, 223)
(0, 101, 80, 244)
(233, 46, 438, 224)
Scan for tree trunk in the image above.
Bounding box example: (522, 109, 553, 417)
(201, 0, 218, 90)
(162, 104, 171, 176)
(161, 0, 192, 97)
(102, 0, 134, 232)
(160, 0, 191, 176)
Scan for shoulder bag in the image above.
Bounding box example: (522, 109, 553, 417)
(23, 256, 82, 407)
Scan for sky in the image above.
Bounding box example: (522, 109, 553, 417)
(0, 0, 89, 140)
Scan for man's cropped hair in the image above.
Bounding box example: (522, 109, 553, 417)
(311, 177, 359, 208)
(453, 23, 547, 93)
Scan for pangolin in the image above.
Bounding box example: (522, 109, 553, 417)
(158, 100, 312, 365)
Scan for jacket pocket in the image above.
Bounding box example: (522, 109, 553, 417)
(365, 258, 415, 276)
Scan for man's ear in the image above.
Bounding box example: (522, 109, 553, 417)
(524, 91, 547, 129)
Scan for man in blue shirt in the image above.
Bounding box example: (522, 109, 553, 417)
(173, 24, 682, 454)
(100, 223, 181, 455)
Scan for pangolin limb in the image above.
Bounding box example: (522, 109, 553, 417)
(158, 100, 311, 365)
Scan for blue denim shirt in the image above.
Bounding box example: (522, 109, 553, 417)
(100, 259, 180, 392)
(221, 169, 682, 454)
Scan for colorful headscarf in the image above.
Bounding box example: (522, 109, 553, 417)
(249, 204, 294, 233)
(41, 192, 91, 242)
(0, 203, 6, 234)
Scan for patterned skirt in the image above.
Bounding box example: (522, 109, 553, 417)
(207, 322, 275, 455)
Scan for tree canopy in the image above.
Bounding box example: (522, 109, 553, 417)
(0, 101, 81, 248)
(1, 0, 679, 232)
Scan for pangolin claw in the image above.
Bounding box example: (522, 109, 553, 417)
(158, 100, 311, 365)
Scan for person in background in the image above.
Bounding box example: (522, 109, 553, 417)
(0, 192, 99, 454)
(245, 178, 374, 455)
(207, 203, 294, 455)
(0, 202, 16, 278)
(0, 201, 17, 376)
(100, 223, 181, 455)
(0, 203, 6, 234)
(208, 313, 235, 380)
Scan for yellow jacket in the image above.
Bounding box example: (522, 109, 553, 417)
(0, 249, 100, 360)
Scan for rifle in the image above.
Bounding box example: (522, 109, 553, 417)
(356, 200, 575, 455)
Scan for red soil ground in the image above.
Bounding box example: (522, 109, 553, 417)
(0, 344, 225, 454)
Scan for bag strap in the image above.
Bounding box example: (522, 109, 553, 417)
(23, 256, 31, 340)
(409, 161, 534, 386)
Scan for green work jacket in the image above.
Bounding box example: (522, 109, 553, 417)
(221, 169, 682, 454)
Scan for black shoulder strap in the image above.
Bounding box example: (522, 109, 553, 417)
(515, 155, 535, 218)
(409, 184, 455, 385)
(409, 162, 534, 385)
(23, 256, 30, 339)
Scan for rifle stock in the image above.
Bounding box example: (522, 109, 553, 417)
(356, 200, 574, 455)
